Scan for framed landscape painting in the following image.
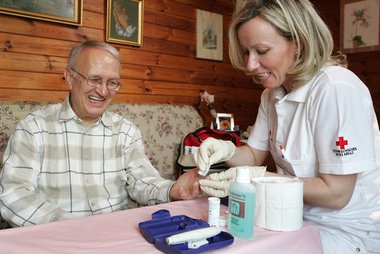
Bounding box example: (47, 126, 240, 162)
(196, 9, 223, 61)
(0, 0, 83, 26)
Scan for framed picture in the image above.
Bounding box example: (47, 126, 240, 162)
(0, 0, 82, 26)
(106, 0, 144, 47)
(216, 113, 235, 131)
(196, 9, 223, 61)
(340, 0, 380, 53)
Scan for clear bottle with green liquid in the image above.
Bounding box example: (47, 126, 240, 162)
(227, 167, 256, 239)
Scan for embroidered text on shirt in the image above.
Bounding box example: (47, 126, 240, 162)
(333, 136, 357, 156)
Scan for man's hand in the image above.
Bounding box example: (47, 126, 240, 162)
(199, 166, 266, 197)
(193, 138, 236, 176)
(170, 168, 200, 201)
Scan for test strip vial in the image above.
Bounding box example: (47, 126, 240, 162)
(208, 197, 220, 227)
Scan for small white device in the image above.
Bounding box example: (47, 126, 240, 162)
(166, 227, 221, 249)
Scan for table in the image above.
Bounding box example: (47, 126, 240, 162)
(0, 198, 323, 253)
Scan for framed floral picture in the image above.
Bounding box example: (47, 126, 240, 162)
(106, 0, 144, 47)
(216, 113, 235, 131)
(196, 9, 223, 61)
(0, 0, 82, 26)
(340, 0, 380, 53)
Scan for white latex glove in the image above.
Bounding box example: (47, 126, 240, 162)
(199, 166, 266, 197)
(193, 137, 236, 176)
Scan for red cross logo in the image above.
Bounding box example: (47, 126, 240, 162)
(336, 136, 348, 149)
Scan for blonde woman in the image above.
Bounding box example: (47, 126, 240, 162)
(194, 0, 380, 253)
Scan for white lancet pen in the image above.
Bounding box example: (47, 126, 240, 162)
(166, 227, 221, 248)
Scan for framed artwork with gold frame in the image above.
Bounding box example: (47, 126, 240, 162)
(106, 0, 144, 47)
(0, 0, 83, 26)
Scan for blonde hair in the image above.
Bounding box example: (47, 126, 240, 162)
(229, 0, 347, 88)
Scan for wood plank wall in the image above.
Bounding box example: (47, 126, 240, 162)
(0, 0, 379, 130)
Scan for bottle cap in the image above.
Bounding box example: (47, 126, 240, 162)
(236, 167, 250, 183)
(208, 197, 220, 204)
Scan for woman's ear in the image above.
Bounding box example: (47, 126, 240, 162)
(64, 68, 73, 90)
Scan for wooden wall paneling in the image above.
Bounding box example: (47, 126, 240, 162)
(0, 33, 76, 57)
(144, 0, 195, 20)
(82, 10, 105, 30)
(140, 36, 193, 57)
(170, 0, 233, 15)
(143, 22, 194, 44)
(0, 70, 67, 91)
(0, 88, 68, 102)
(120, 63, 192, 83)
(144, 9, 194, 33)
(83, 0, 105, 14)
(118, 47, 251, 88)
(190, 69, 251, 87)
(0, 52, 67, 74)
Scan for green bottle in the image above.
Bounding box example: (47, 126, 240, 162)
(227, 167, 256, 239)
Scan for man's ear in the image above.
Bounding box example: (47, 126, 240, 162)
(64, 68, 73, 90)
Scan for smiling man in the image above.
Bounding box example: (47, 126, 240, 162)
(0, 41, 200, 227)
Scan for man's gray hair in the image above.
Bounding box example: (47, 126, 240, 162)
(67, 40, 120, 68)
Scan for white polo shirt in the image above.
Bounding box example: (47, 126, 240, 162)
(248, 66, 380, 253)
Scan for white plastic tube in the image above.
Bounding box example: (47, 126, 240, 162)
(166, 227, 221, 245)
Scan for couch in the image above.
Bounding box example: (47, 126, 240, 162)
(0, 101, 204, 228)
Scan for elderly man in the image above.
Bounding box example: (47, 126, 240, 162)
(0, 41, 200, 227)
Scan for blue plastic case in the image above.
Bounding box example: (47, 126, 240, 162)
(139, 209, 234, 254)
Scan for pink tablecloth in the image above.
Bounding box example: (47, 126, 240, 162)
(0, 198, 322, 254)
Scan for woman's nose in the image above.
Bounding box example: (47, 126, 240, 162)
(246, 54, 260, 72)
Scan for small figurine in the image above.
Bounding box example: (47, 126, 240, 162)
(200, 91, 217, 118)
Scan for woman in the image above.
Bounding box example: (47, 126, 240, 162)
(194, 0, 380, 253)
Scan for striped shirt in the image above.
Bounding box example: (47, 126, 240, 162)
(0, 98, 174, 226)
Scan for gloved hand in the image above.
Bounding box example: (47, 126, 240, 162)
(199, 166, 266, 197)
(193, 138, 236, 176)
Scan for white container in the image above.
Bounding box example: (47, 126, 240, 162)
(208, 197, 220, 227)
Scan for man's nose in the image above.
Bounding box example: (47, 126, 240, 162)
(96, 82, 110, 95)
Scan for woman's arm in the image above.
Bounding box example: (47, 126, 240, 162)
(227, 144, 269, 167)
(302, 173, 357, 209)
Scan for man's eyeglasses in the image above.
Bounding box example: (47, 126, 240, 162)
(69, 68, 121, 92)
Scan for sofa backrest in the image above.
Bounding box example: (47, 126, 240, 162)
(0, 102, 204, 180)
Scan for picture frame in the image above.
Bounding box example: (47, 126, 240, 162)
(106, 0, 144, 47)
(196, 9, 223, 61)
(216, 113, 235, 131)
(0, 0, 83, 26)
(340, 0, 380, 53)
